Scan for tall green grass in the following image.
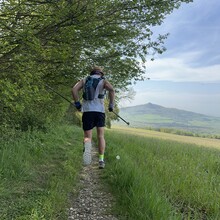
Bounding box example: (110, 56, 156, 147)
(103, 129, 220, 219)
(2, 124, 220, 219)
(0, 125, 83, 220)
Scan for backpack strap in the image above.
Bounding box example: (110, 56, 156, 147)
(97, 76, 105, 99)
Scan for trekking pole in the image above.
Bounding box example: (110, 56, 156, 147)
(45, 84, 72, 104)
(112, 111, 130, 125)
(46, 84, 130, 125)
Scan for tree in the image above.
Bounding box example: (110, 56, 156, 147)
(0, 0, 193, 129)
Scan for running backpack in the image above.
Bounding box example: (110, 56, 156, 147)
(82, 76, 105, 101)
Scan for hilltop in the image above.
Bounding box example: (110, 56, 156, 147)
(116, 103, 220, 135)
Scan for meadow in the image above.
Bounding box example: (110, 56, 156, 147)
(1, 124, 220, 219)
(0, 125, 83, 219)
(103, 126, 220, 219)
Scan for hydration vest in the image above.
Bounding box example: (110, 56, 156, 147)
(82, 76, 105, 101)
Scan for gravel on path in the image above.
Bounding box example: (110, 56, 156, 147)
(68, 144, 120, 220)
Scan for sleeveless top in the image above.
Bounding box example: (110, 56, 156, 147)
(82, 75, 105, 113)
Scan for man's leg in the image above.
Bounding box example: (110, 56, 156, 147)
(83, 129, 92, 165)
(84, 129, 92, 143)
(96, 127, 105, 168)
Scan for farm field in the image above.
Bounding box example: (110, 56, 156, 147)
(112, 125, 220, 149)
(118, 103, 220, 135)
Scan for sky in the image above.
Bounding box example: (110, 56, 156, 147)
(121, 0, 220, 117)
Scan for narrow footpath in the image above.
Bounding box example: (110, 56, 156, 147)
(68, 145, 119, 220)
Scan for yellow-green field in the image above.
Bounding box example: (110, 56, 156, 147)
(112, 125, 220, 150)
(104, 126, 220, 219)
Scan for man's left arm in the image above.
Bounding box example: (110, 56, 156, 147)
(104, 80, 115, 111)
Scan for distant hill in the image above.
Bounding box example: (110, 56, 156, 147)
(116, 103, 220, 135)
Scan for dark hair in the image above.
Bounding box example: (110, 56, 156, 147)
(90, 70, 103, 76)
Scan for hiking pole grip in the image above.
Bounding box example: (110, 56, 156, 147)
(112, 111, 130, 125)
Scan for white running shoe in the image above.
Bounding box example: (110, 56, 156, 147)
(83, 141, 92, 165)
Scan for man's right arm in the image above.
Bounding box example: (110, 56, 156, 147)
(72, 80, 83, 102)
(72, 80, 84, 110)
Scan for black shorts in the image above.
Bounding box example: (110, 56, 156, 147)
(82, 112, 105, 131)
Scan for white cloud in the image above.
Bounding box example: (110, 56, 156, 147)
(120, 0, 220, 118)
(145, 54, 220, 82)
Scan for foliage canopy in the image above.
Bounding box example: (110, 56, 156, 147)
(0, 0, 193, 129)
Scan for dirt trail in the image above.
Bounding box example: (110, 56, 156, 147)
(68, 145, 119, 220)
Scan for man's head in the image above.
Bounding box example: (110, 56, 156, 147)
(90, 66, 104, 76)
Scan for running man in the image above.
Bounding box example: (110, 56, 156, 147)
(72, 66, 115, 169)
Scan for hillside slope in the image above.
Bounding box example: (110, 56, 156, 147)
(117, 103, 220, 135)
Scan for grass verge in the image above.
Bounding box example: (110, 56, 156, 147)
(0, 124, 83, 220)
(102, 128, 220, 219)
